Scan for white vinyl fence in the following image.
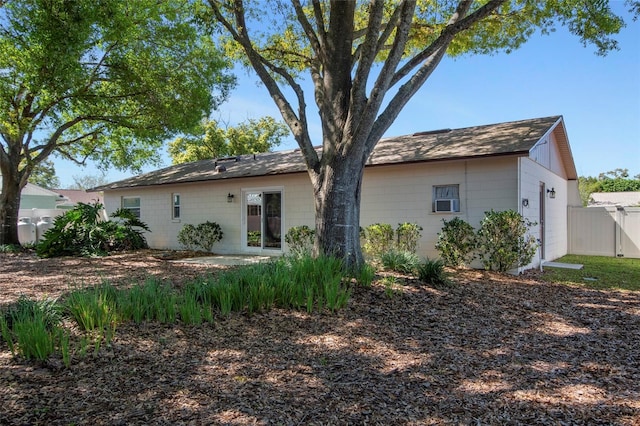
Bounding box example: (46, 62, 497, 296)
(568, 206, 640, 258)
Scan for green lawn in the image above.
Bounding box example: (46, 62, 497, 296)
(543, 255, 640, 291)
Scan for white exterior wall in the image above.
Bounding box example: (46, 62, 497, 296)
(361, 157, 518, 260)
(103, 173, 315, 254)
(102, 152, 572, 271)
(519, 157, 569, 268)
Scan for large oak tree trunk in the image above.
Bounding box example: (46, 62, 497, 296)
(313, 149, 366, 270)
(0, 174, 22, 245)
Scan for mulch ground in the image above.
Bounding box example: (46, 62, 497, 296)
(1, 251, 639, 425)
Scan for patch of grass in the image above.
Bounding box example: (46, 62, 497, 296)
(543, 255, 640, 291)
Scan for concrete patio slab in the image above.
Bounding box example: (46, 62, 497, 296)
(542, 261, 584, 270)
(173, 255, 274, 266)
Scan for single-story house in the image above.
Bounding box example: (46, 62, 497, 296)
(92, 115, 582, 270)
(588, 192, 640, 207)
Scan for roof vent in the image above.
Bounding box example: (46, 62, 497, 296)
(215, 165, 226, 173)
(412, 128, 452, 136)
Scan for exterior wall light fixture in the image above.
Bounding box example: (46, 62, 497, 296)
(227, 193, 235, 203)
(547, 187, 556, 199)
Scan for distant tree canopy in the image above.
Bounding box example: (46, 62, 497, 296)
(579, 168, 640, 205)
(69, 174, 110, 191)
(168, 117, 289, 164)
(27, 160, 60, 190)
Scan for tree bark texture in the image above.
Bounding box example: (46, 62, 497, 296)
(313, 148, 365, 269)
(0, 174, 22, 245)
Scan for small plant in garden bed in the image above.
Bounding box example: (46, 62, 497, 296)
(381, 249, 421, 274)
(417, 258, 449, 287)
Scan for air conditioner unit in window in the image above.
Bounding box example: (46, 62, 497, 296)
(435, 199, 459, 213)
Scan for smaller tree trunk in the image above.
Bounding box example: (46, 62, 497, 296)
(0, 175, 22, 246)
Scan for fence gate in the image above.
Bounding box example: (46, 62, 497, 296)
(568, 206, 640, 258)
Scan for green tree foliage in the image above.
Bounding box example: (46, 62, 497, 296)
(206, 0, 636, 269)
(578, 168, 640, 205)
(0, 0, 234, 245)
(69, 174, 109, 191)
(168, 117, 289, 164)
(27, 160, 60, 190)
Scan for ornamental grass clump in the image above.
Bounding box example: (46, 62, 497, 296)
(417, 258, 449, 287)
(381, 249, 421, 274)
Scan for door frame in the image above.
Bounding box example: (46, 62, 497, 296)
(539, 182, 546, 260)
(241, 186, 284, 253)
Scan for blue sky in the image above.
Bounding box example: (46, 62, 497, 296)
(54, 6, 640, 187)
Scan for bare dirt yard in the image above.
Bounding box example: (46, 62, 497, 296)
(1, 250, 639, 425)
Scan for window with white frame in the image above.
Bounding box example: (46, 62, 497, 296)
(172, 193, 181, 219)
(122, 196, 141, 218)
(432, 185, 460, 213)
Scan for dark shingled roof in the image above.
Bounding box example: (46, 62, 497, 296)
(92, 116, 566, 191)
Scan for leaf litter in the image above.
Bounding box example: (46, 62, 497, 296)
(0, 251, 638, 425)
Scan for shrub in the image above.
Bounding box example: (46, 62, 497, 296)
(417, 258, 448, 286)
(36, 202, 149, 258)
(396, 222, 423, 253)
(196, 221, 224, 252)
(284, 225, 315, 258)
(475, 209, 538, 272)
(177, 224, 198, 251)
(381, 249, 421, 274)
(177, 221, 223, 252)
(362, 223, 394, 260)
(435, 217, 476, 267)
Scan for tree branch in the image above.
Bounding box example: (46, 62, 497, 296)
(390, 0, 506, 87)
(352, 0, 417, 148)
(291, 0, 325, 63)
(207, 0, 319, 171)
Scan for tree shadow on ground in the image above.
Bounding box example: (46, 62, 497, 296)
(0, 271, 638, 425)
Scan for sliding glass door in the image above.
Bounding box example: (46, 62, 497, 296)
(243, 189, 282, 251)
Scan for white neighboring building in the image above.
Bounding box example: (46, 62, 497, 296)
(588, 192, 640, 207)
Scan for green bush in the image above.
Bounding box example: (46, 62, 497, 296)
(177, 221, 223, 252)
(362, 223, 395, 260)
(435, 217, 476, 267)
(381, 249, 421, 274)
(362, 222, 423, 263)
(417, 258, 448, 286)
(475, 209, 538, 272)
(177, 224, 198, 251)
(396, 222, 423, 253)
(284, 225, 315, 258)
(36, 202, 149, 258)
